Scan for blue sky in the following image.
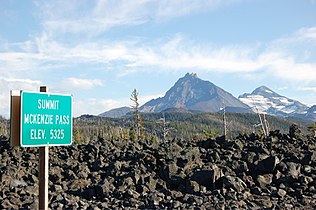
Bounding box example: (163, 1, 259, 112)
(1, 0, 316, 117)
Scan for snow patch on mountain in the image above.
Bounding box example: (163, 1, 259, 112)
(239, 86, 309, 117)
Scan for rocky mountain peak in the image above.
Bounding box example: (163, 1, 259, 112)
(251, 85, 280, 97)
(184, 72, 198, 78)
(164, 73, 216, 105)
(140, 73, 251, 113)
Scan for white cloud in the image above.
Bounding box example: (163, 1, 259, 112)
(0, 51, 41, 73)
(153, 0, 239, 19)
(298, 86, 316, 92)
(267, 27, 316, 63)
(61, 77, 103, 90)
(1, 0, 315, 117)
(269, 62, 316, 82)
(296, 27, 316, 41)
(73, 98, 124, 117)
(270, 26, 316, 45)
(0, 77, 41, 118)
(73, 93, 164, 117)
(256, 51, 316, 82)
(249, 26, 316, 83)
(2, 28, 316, 84)
(277, 86, 288, 91)
(139, 93, 164, 106)
(35, 0, 240, 37)
(1, 7, 316, 102)
(130, 39, 262, 72)
(37, 0, 149, 36)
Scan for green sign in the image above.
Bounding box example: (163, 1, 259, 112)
(20, 91, 73, 147)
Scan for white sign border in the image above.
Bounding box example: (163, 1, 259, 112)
(20, 90, 73, 147)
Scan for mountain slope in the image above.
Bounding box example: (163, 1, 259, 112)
(141, 73, 252, 113)
(99, 106, 132, 118)
(302, 105, 316, 121)
(239, 86, 308, 117)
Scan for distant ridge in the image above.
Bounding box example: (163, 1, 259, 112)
(161, 107, 192, 113)
(300, 105, 316, 121)
(99, 106, 131, 118)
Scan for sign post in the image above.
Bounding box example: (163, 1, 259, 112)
(10, 90, 21, 147)
(10, 86, 73, 210)
(39, 86, 49, 210)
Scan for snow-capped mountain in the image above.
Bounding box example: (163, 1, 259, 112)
(99, 77, 314, 121)
(238, 86, 309, 117)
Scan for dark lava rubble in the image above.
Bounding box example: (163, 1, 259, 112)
(0, 126, 316, 209)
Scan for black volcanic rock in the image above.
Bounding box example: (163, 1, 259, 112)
(1, 129, 316, 209)
(255, 156, 279, 174)
(141, 73, 251, 113)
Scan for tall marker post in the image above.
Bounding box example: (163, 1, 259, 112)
(39, 86, 49, 210)
(10, 86, 73, 210)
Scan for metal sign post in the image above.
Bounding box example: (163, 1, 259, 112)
(10, 86, 73, 210)
(39, 86, 49, 210)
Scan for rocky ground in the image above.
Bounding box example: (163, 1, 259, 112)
(0, 126, 316, 209)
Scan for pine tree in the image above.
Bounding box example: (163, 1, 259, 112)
(130, 89, 145, 140)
